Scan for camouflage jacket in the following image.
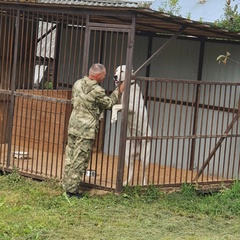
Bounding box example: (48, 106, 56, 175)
(68, 76, 120, 139)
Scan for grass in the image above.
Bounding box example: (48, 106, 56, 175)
(1, 172, 240, 240)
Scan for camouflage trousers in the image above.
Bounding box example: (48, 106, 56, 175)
(62, 134, 94, 193)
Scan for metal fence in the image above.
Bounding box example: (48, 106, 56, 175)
(0, 3, 239, 192)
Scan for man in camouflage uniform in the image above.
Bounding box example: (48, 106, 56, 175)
(62, 63, 124, 198)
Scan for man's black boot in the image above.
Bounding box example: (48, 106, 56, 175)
(66, 192, 83, 199)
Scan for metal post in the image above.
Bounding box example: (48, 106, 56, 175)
(7, 9, 20, 167)
(116, 15, 136, 193)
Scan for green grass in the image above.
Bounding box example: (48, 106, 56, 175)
(1, 172, 240, 240)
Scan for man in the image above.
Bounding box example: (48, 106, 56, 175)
(62, 63, 124, 198)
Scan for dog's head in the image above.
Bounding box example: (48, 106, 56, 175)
(113, 65, 126, 86)
(113, 65, 135, 86)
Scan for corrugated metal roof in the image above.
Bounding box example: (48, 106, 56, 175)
(37, 0, 152, 8)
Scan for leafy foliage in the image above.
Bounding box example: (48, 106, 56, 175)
(158, 0, 181, 16)
(215, 3, 240, 31)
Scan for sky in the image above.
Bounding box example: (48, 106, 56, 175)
(146, 0, 235, 23)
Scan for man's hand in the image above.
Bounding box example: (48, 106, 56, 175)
(119, 81, 125, 93)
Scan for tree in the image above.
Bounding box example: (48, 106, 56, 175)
(158, 0, 181, 16)
(215, 1, 240, 31)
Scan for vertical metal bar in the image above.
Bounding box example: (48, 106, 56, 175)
(14, 11, 25, 168)
(195, 83, 206, 182)
(77, 14, 84, 77)
(229, 88, 238, 181)
(56, 12, 64, 91)
(0, 9, 7, 160)
(215, 84, 222, 180)
(22, 11, 29, 90)
(166, 82, 173, 184)
(58, 102, 65, 178)
(42, 13, 49, 91)
(8, 12, 14, 91)
(26, 97, 33, 172)
(46, 13, 54, 92)
(230, 86, 238, 178)
(205, 84, 212, 181)
(82, 15, 90, 75)
(182, 82, 191, 182)
(145, 79, 153, 185)
(226, 85, 233, 179)
(52, 13, 60, 91)
(71, 13, 80, 86)
(97, 30, 102, 62)
(7, 9, 20, 168)
(32, 11, 39, 89)
(155, 81, 163, 184)
(59, 13, 69, 91)
(171, 82, 179, 183)
(19, 12, 29, 173)
(66, 13, 74, 89)
(189, 40, 205, 170)
(27, 10, 34, 90)
(186, 82, 196, 182)
(159, 81, 167, 184)
(116, 15, 135, 193)
(176, 82, 184, 183)
(31, 11, 39, 173)
(220, 85, 228, 177)
(149, 79, 157, 184)
(135, 80, 142, 184)
(17, 10, 24, 90)
(210, 84, 217, 180)
(103, 30, 113, 187)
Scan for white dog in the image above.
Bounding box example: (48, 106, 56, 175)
(111, 65, 152, 185)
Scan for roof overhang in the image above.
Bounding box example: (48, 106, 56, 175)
(1, 0, 240, 42)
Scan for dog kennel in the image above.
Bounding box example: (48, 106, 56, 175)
(0, 0, 239, 192)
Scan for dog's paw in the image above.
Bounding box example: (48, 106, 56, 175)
(123, 180, 128, 186)
(111, 117, 117, 124)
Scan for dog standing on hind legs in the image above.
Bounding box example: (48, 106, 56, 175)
(111, 65, 152, 185)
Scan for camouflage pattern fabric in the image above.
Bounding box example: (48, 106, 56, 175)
(68, 76, 120, 139)
(62, 76, 120, 193)
(62, 135, 93, 193)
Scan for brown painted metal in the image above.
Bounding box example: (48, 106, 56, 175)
(0, 3, 240, 193)
(7, 9, 19, 168)
(116, 15, 136, 192)
(194, 98, 240, 182)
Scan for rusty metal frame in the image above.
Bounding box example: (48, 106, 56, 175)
(81, 13, 136, 193)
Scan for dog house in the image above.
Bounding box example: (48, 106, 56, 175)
(0, 0, 239, 192)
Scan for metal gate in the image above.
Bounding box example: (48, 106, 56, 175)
(0, 4, 136, 191)
(80, 17, 135, 190)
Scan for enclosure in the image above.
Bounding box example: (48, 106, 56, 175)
(0, 0, 240, 192)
